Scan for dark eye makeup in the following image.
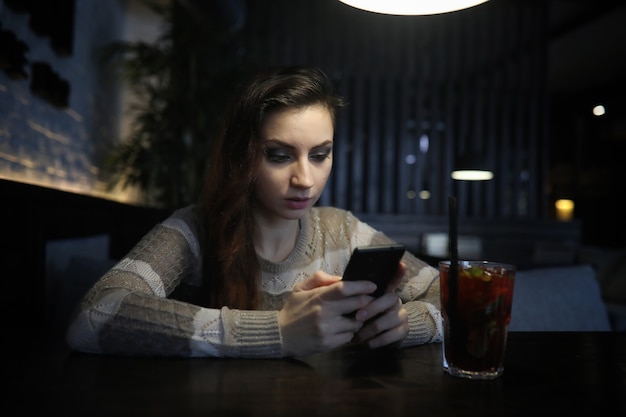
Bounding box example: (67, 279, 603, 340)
(263, 144, 333, 164)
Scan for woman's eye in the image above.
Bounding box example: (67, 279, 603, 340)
(265, 150, 291, 163)
(265, 146, 331, 163)
(310, 149, 332, 162)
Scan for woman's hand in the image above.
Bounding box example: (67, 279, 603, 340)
(278, 271, 377, 357)
(351, 294, 409, 348)
(352, 262, 410, 348)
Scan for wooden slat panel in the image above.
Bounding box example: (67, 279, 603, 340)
(350, 73, 366, 212)
(382, 76, 398, 213)
(397, 75, 413, 214)
(366, 77, 380, 211)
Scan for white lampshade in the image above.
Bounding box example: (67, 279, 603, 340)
(450, 169, 493, 181)
(338, 0, 490, 15)
(450, 151, 494, 181)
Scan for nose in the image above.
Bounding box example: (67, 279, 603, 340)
(291, 158, 314, 188)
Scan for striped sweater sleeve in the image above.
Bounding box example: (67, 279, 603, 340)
(65, 207, 283, 358)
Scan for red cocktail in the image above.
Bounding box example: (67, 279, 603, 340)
(439, 260, 516, 379)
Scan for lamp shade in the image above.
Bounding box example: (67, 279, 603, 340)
(338, 0, 490, 15)
(451, 152, 494, 181)
(451, 169, 493, 181)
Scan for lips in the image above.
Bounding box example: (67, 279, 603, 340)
(286, 197, 312, 210)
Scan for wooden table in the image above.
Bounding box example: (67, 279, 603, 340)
(5, 332, 625, 416)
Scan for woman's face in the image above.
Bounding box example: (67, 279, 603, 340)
(254, 104, 334, 222)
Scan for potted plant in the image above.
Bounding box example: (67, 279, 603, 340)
(103, 0, 257, 210)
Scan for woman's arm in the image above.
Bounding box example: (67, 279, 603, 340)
(65, 207, 283, 358)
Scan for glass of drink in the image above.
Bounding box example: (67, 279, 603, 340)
(439, 260, 516, 380)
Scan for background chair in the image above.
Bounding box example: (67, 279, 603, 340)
(509, 264, 612, 331)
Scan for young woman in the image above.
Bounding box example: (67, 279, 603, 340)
(66, 66, 442, 358)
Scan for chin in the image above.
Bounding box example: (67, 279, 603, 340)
(281, 208, 310, 220)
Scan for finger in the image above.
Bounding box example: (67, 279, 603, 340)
(310, 315, 364, 352)
(363, 321, 409, 349)
(355, 292, 401, 322)
(295, 271, 341, 291)
(317, 286, 375, 318)
(323, 330, 359, 351)
(319, 280, 377, 304)
(333, 315, 365, 334)
(354, 297, 407, 343)
(364, 301, 408, 348)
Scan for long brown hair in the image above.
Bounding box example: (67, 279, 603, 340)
(197, 66, 346, 309)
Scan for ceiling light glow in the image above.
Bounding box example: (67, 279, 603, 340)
(338, 0, 490, 15)
(592, 104, 605, 117)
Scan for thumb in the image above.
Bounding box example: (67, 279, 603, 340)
(295, 270, 341, 291)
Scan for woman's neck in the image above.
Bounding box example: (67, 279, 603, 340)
(253, 217, 301, 263)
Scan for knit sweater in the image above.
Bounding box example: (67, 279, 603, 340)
(66, 205, 442, 357)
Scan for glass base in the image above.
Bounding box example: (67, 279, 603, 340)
(444, 364, 503, 380)
(443, 350, 503, 380)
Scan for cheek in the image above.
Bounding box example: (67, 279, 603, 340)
(319, 162, 332, 182)
(256, 168, 285, 193)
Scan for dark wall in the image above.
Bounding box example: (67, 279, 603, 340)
(1, 179, 167, 331)
(0, 0, 126, 199)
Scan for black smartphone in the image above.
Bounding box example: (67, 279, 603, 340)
(342, 244, 406, 298)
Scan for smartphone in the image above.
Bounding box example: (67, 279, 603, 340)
(342, 244, 406, 298)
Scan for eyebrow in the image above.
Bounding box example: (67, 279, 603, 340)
(264, 139, 333, 150)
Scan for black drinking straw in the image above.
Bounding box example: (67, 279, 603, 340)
(448, 196, 459, 315)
